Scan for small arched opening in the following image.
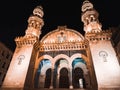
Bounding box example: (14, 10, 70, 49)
(72, 58, 87, 89)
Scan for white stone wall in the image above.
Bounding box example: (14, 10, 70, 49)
(89, 40, 120, 88)
(2, 45, 33, 88)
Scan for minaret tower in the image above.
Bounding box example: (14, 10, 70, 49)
(81, 0, 102, 33)
(2, 6, 44, 89)
(81, 0, 120, 89)
(25, 6, 44, 38)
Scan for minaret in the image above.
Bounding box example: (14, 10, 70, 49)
(81, 0, 102, 33)
(2, 6, 44, 89)
(81, 0, 120, 89)
(25, 6, 44, 38)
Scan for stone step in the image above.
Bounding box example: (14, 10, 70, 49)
(0, 88, 88, 90)
(1, 88, 120, 90)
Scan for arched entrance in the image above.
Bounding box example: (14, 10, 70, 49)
(54, 59, 69, 88)
(34, 59, 52, 88)
(73, 67, 86, 88)
(59, 67, 69, 88)
(72, 58, 87, 89)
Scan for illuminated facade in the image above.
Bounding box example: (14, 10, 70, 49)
(2, 0, 120, 90)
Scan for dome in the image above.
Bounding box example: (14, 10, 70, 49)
(33, 5, 44, 18)
(41, 26, 84, 43)
(82, 0, 93, 12)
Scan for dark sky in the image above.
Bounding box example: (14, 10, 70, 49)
(0, 0, 120, 51)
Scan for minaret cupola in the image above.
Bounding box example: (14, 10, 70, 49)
(81, 0, 102, 33)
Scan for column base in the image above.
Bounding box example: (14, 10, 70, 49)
(49, 86, 53, 89)
(69, 85, 73, 89)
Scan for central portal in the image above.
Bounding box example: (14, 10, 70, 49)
(59, 68, 69, 88)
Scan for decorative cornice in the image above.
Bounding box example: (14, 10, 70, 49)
(15, 36, 38, 47)
(85, 30, 112, 41)
(39, 40, 89, 52)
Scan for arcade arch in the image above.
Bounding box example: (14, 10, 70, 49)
(35, 53, 91, 89)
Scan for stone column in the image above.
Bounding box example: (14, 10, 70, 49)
(56, 74, 60, 88)
(49, 67, 54, 89)
(39, 74, 45, 88)
(69, 68, 73, 89)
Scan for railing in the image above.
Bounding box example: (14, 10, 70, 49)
(39, 41, 88, 51)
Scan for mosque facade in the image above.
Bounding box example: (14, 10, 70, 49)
(2, 0, 120, 90)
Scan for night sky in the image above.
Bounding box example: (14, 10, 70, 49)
(0, 0, 120, 51)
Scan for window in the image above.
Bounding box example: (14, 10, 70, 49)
(6, 53, 10, 59)
(2, 62, 6, 68)
(2, 51, 4, 56)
